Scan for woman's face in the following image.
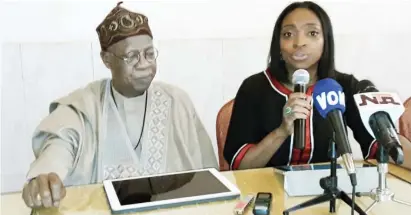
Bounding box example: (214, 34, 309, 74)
(280, 8, 324, 72)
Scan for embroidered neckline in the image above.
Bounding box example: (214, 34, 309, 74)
(110, 84, 148, 150)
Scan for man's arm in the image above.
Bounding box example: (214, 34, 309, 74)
(170, 83, 218, 169)
(27, 137, 76, 181)
(27, 105, 81, 182)
(23, 105, 81, 208)
(394, 135, 411, 170)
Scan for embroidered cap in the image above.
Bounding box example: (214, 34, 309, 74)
(96, 1, 153, 51)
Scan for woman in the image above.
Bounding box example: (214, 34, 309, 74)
(223, 1, 411, 170)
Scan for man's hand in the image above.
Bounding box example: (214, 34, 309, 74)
(22, 173, 66, 208)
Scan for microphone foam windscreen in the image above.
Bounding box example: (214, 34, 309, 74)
(313, 78, 346, 118)
(292, 69, 310, 85)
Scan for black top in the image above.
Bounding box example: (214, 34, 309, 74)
(223, 69, 378, 170)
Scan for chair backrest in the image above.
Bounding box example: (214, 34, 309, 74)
(399, 97, 411, 141)
(216, 99, 234, 171)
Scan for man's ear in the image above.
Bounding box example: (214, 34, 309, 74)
(100, 51, 111, 69)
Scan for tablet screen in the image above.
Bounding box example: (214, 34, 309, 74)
(111, 170, 232, 206)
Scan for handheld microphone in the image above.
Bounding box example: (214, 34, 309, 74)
(353, 80, 405, 164)
(313, 78, 357, 186)
(292, 69, 310, 150)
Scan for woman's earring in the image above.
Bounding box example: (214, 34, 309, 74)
(280, 53, 283, 61)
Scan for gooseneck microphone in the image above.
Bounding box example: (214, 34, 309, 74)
(354, 80, 405, 164)
(292, 69, 310, 150)
(313, 78, 357, 186)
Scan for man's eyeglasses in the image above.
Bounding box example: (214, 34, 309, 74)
(110, 47, 159, 65)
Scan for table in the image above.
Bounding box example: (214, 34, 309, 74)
(2, 161, 410, 215)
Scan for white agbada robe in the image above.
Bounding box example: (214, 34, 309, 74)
(26, 79, 218, 186)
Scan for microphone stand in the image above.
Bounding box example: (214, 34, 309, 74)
(356, 145, 411, 213)
(283, 134, 367, 215)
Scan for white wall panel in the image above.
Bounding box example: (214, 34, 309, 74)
(334, 34, 411, 101)
(1, 44, 30, 192)
(91, 42, 112, 81)
(21, 43, 95, 145)
(3, 1, 411, 42)
(221, 38, 271, 102)
(156, 39, 224, 156)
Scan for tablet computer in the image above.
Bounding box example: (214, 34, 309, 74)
(103, 168, 241, 214)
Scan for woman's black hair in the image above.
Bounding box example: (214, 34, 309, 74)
(268, 1, 336, 84)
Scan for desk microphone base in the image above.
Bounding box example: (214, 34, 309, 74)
(283, 135, 367, 215)
(283, 185, 367, 215)
(356, 163, 411, 213)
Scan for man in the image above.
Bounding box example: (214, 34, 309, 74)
(22, 2, 218, 208)
(399, 97, 411, 142)
(399, 97, 411, 170)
